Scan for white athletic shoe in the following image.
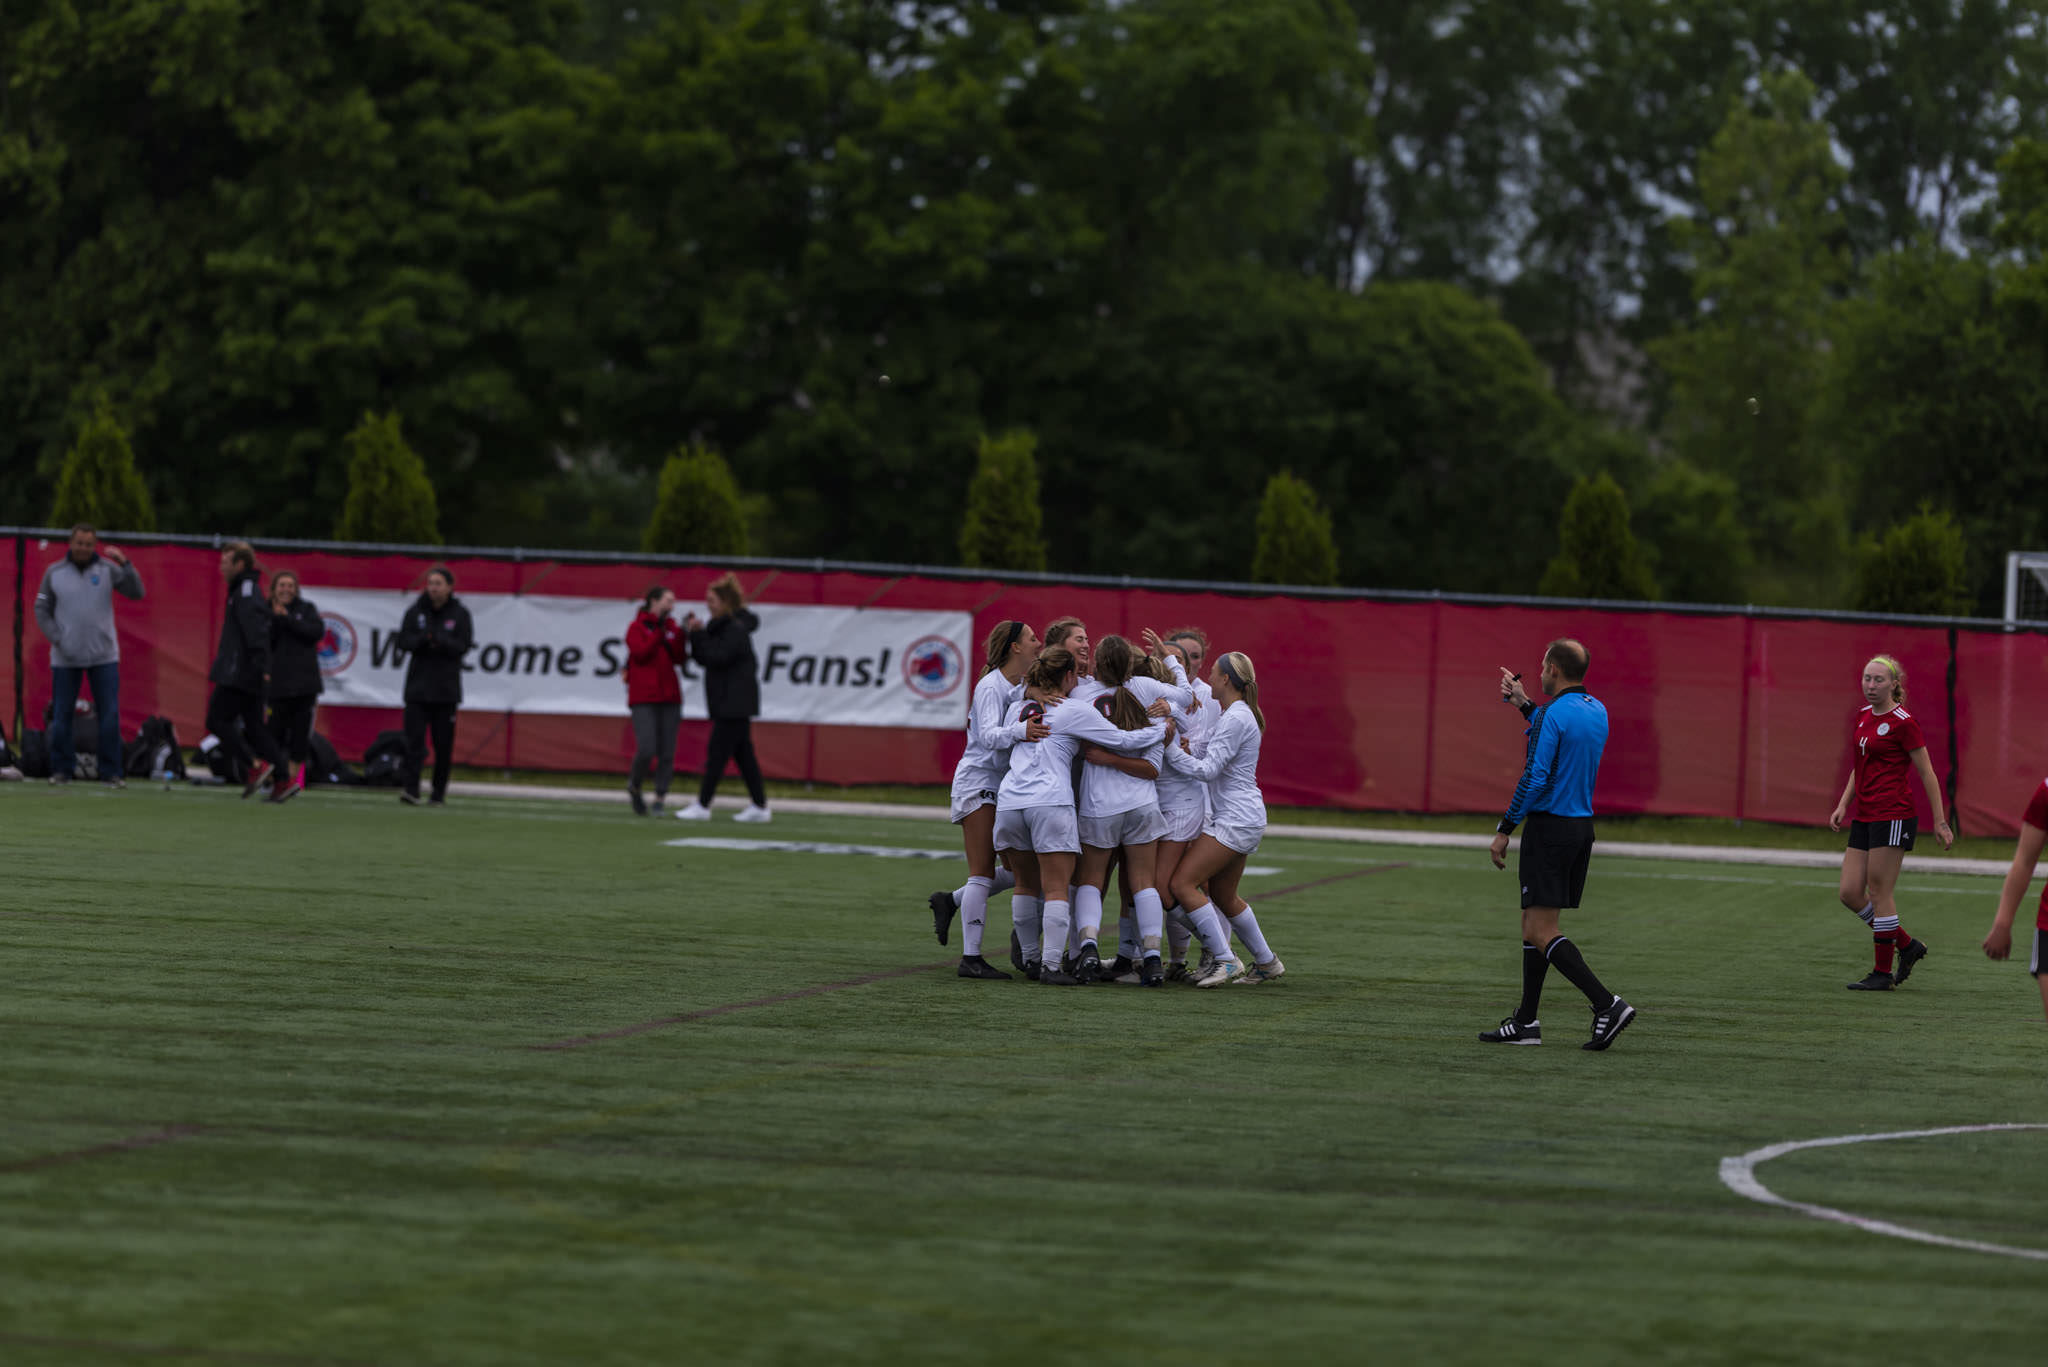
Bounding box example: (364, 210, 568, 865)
(1192, 957, 1245, 988)
(1234, 956, 1285, 985)
(733, 803, 772, 824)
(673, 802, 713, 822)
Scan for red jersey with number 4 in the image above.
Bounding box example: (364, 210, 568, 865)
(2023, 780, 2048, 930)
(1852, 704, 1925, 820)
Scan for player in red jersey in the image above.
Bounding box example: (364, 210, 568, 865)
(1827, 655, 1952, 990)
(1979, 778, 2048, 1024)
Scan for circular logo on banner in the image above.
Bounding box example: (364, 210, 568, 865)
(903, 635, 965, 701)
(1877, 722, 1890, 736)
(319, 613, 358, 675)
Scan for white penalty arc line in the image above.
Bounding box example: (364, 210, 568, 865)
(1719, 1124, 2048, 1261)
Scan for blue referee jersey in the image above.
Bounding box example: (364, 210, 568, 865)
(1498, 686, 1607, 835)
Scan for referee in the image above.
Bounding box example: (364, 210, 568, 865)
(1480, 639, 1636, 1051)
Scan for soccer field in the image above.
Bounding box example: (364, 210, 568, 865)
(3, 786, 2044, 1366)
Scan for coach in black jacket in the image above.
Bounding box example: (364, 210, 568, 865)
(394, 565, 474, 806)
(675, 572, 769, 822)
(205, 541, 292, 800)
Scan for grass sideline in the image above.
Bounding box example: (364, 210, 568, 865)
(3, 784, 2044, 1366)
(450, 766, 2026, 861)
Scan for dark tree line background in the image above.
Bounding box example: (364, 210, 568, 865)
(4, 1, 2047, 611)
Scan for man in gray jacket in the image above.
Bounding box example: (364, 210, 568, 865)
(33, 524, 145, 786)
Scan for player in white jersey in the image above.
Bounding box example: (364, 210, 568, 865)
(931, 619, 1047, 979)
(994, 646, 1167, 985)
(1072, 634, 1193, 985)
(1166, 652, 1284, 987)
(1154, 630, 1222, 980)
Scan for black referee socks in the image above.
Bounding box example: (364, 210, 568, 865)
(1544, 936, 1615, 1012)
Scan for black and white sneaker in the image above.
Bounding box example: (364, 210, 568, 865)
(1139, 955, 1164, 988)
(1893, 938, 1929, 986)
(1846, 970, 1894, 991)
(1479, 1016, 1541, 1045)
(957, 955, 1012, 980)
(1583, 997, 1637, 1051)
(1074, 945, 1103, 983)
(1039, 963, 1079, 986)
(929, 890, 956, 946)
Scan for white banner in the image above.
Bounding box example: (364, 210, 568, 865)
(305, 589, 973, 728)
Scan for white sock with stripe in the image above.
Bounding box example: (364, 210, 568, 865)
(959, 876, 992, 957)
(1228, 907, 1274, 965)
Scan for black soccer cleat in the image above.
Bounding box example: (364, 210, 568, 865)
(1104, 954, 1136, 980)
(1010, 930, 1026, 975)
(1139, 956, 1164, 988)
(1582, 997, 1636, 1051)
(1024, 959, 1042, 982)
(957, 955, 1012, 980)
(1039, 964, 1079, 986)
(1847, 970, 1895, 991)
(1074, 945, 1103, 984)
(929, 890, 956, 946)
(628, 787, 647, 817)
(1892, 938, 1929, 986)
(1479, 1016, 1541, 1045)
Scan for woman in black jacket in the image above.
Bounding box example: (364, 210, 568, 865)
(205, 541, 293, 801)
(394, 564, 475, 806)
(264, 571, 324, 802)
(674, 572, 769, 823)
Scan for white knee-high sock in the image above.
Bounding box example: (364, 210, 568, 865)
(1186, 900, 1232, 958)
(1118, 911, 1139, 960)
(1229, 906, 1273, 965)
(1133, 888, 1164, 956)
(960, 875, 993, 957)
(990, 867, 1017, 897)
(1074, 884, 1105, 944)
(1013, 895, 1043, 964)
(1042, 900, 1072, 965)
(1165, 906, 1192, 960)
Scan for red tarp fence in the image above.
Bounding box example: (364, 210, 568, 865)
(9, 530, 2048, 835)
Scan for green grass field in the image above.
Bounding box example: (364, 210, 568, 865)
(3, 784, 2045, 1366)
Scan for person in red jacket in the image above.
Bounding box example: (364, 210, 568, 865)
(624, 585, 690, 815)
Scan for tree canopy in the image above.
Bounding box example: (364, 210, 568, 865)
(3, 0, 2045, 614)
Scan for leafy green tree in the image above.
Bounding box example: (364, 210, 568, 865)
(1635, 461, 1751, 604)
(335, 413, 442, 546)
(47, 393, 157, 533)
(958, 431, 1048, 573)
(0, 0, 599, 538)
(1251, 472, 1338, 587)
(1650, 69, 1848, 584)
(1538, 472, 1657, 601)
(1850, 506, 1970, 618)
(642, 442, 749, 557)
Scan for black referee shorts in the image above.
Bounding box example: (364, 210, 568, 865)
(1519, 812, 1595, 910)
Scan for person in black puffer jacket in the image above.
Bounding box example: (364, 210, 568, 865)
(264, 570, 325, 802)
(394, 564, 474, 806)
(206, 541, 293, 800)
(673, 572, 769, 823)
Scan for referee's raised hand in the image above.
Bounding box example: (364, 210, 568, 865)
(1499, 666, 1529, 709)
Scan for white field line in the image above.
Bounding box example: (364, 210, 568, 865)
(442, 781, 2016, 879)
(1719, 1125, 2048, 1261)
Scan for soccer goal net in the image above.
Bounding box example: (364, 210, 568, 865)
(2006, 552, 2048, 625)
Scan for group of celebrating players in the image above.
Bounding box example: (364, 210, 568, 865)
(925, 617, 1280, 988)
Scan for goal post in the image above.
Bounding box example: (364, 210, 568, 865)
(2006, 551, 2048, 625)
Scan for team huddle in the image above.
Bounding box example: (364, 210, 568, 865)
(926, 618, 1280, 988)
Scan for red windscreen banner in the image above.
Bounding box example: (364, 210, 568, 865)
(9, 535, 2047, 835)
